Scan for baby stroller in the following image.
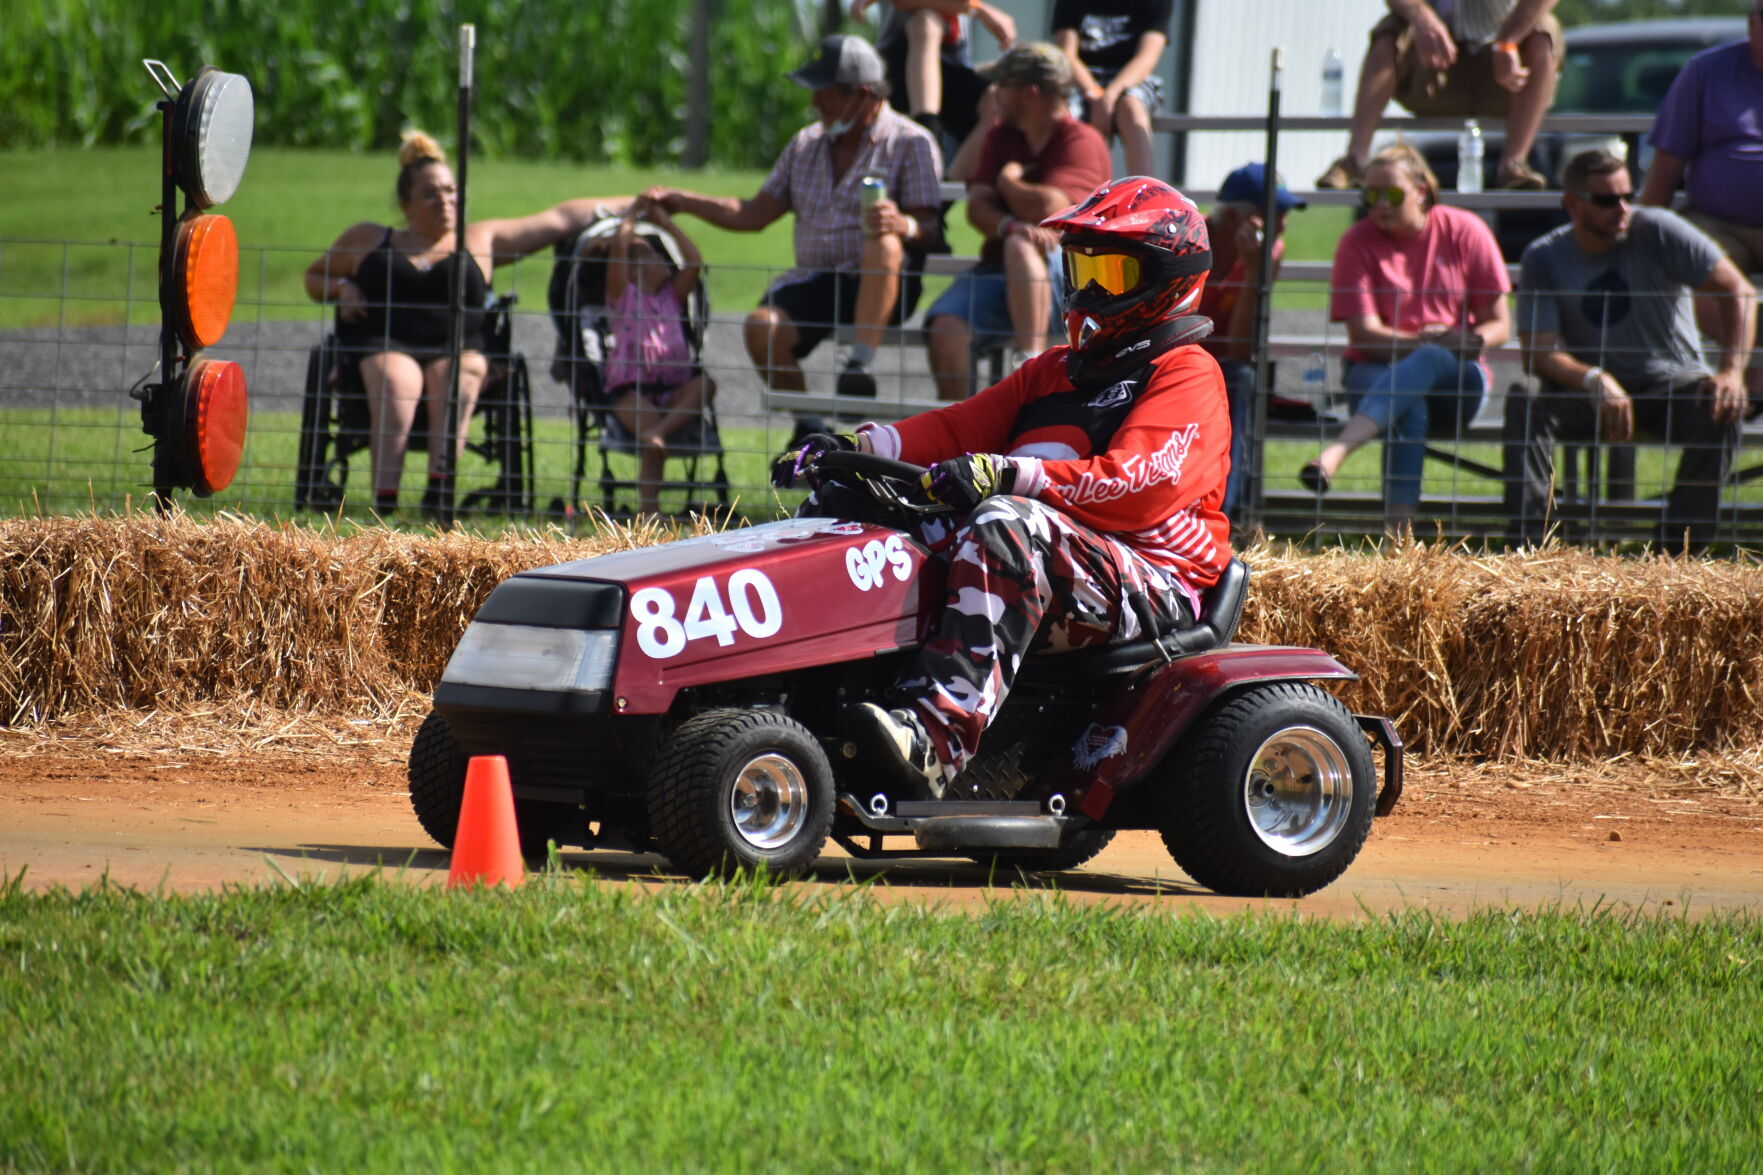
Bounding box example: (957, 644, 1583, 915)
(295, 294, 534, 515)
(545, 214, 729, 520)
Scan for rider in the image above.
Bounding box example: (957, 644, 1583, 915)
(773, 176, 1233, 798)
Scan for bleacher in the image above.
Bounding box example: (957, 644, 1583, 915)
(763, 108, 1763, 547)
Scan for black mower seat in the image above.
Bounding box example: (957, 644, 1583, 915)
(1021, 557, 1251, 680)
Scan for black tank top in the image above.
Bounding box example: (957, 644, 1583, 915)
(339, 227, 489, 351)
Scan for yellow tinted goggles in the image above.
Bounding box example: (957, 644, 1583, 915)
(1063, 249, 1142, 296)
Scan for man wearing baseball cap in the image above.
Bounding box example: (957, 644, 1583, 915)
(923, 42, 1111, 400)
(648, 34, 943, 430)
(1199, 162, 1306, 524)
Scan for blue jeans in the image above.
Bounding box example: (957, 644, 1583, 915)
(1344, 346, 1489, 509)
(922, 257, 1063, 352)
(1220, 358, 1255, 523)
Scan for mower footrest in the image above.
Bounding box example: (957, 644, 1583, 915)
(914, 815, 1062, 852)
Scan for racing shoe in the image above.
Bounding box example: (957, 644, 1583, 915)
(851, 702, 946, 799)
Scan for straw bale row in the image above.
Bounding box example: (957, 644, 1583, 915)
(3, 515, 1760, 761)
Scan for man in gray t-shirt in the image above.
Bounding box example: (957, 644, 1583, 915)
(1506, 150, 1755, 550)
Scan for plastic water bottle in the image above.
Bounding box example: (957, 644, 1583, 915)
(1457, 119, 1484, 193)
(1302, 349, 1328, 408)
(1321, 49, 1344, 118)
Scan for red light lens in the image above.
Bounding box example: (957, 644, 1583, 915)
(185, 358, 248, 495)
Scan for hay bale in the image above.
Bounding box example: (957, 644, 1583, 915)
(4, 517, 1761, 762)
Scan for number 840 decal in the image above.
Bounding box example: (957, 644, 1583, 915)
(630, 569, 783, 660)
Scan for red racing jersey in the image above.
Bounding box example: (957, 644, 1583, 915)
(863, 344, 1232, 590)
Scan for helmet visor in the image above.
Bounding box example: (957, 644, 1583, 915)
(1062, 248, 1142, 297)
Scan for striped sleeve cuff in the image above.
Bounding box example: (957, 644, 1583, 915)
(1008, 456, 1046, 497)
(860, 423, 902, 460)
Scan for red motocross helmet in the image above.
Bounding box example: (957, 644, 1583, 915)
(1042, 176, 1212, 358)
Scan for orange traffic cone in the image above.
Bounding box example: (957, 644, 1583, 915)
(447, 754, 524, 889)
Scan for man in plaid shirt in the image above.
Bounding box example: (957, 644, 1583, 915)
(649, 35, 943, 428)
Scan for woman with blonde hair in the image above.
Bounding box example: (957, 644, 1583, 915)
(305, 131, 623, 516)
(1300, 142, 1511, 528)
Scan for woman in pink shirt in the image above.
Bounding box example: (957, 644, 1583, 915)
(603, 199, 714, 516)
(1301, 144, 1510, 528)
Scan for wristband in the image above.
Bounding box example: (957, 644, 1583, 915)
(902, 214, 920, 241)
(1581, 366, 1604, 392)
(1494, 40, 1519, 53)
(998, 215, 1017, 239)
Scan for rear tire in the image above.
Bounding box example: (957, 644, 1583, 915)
(647, 709, 834, 879)
(1158, 683, 1375, 897)
(407, 710, 567, 856)
(969, 829, 1116, 873)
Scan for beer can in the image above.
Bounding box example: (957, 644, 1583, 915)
(859, 175, 886, 237)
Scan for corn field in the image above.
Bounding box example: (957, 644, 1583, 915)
(3, 0, 817, 169)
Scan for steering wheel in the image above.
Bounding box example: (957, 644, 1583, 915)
(809, 449, 951, 518)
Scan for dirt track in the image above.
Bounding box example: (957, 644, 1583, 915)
(3, 720, 1760, 917)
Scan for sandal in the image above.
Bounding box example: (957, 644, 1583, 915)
(1299, 460, 1331, 495)
(1496, 161, 1548, 191)
(1314, 155, 1363, 190)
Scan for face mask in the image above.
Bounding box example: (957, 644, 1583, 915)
(824, 91, 863, 137)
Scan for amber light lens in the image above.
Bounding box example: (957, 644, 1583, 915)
(170, 214, 239, 351)
(1063, 249, 1142, 296)
(185, 358, 248, 495)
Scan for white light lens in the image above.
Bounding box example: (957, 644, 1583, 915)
(441, 624, 617, 693)
(195, 71, 253, 206)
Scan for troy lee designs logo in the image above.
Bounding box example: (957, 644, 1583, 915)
(1062, 424, 1199, 505)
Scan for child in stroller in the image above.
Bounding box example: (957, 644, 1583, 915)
(602, 198, 716, 516)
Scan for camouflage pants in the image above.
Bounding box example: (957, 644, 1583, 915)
(804, 481, 1195, 783)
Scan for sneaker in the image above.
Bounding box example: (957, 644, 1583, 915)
(1315, 155, 1362, 190)
(850, 702, 945, 799)
(835, 361, 877, 399)
(1496, 160, 1548, 191)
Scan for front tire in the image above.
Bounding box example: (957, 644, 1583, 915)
(647, 709, 834, 879)
(407, 710, 568, 856)
(1158, 683, 1375, 897)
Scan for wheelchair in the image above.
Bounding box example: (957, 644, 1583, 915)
(295, 295, 534, 515)
(545, 216, 730, 521)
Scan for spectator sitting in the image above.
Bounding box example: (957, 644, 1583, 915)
(853, 0, 1017, 150)
(1199, 163, 1305, 525)
(923, 42, 1110, 401)
(1316, 0, 1560, 192)
(304, 130, 624, 517)
(1506, 149, 1755, 553)
(648, 35, 942, 430)
(602, 197, 714, 518)
(1639, 5, 1763, 411)
(1300, 144, 1511, 532)
(1052, 0, 1175, 179)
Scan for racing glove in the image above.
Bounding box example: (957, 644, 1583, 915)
(920, 453, 1016, 514)
(770, 431, 857, 488)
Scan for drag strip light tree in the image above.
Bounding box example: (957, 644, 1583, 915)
(138, 60, 255, 509)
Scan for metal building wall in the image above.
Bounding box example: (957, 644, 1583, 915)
(1180, 0, 1388, 189)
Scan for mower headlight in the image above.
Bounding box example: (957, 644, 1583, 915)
(441, 624, 617, 693)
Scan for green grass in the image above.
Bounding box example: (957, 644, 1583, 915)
(1, 873, 1758, 1171)
(0, 406, 802, 526)
(0, 147, 1348, 330)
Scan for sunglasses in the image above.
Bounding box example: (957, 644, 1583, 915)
(1360, 186, 1407, 207)
(1063, 249, 1143, 296)
(1572, 190, 1632, 209)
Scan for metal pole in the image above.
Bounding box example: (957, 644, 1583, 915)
(1248, 47, 1283, 533)
(152, 95, 182, 512)
(441, 23, 475, 526)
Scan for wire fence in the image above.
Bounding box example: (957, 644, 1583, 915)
(4, 235, 1761, 550)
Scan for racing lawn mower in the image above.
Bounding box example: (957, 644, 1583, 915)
(410, 452, 1403, 897)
